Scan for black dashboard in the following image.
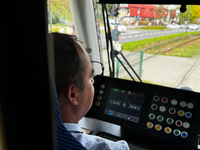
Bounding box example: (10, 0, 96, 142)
(86, 75, 200, 150)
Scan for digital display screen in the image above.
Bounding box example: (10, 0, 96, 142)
(104, 88, 145, 123)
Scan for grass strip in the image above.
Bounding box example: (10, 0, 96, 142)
(164, 44, 200, 58)
(122, 31, 200, 52)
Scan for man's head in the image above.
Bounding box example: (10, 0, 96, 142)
(53, 33, 85, 96)
(115, 25, 118, 29)
(52, 33, 94, 123)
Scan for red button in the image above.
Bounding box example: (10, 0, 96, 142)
(176, 120, 182, 127)
(162, 97, 168, 103)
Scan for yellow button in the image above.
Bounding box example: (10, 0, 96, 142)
(97, 95, 102, 100)
(178, 110, 185, 116)
(95, 101, 100, 106)
(147, 122, 153, 129)
(155, 124, 162, 131)
(165, 127, 171, 134)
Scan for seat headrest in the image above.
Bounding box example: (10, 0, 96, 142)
(49, 71, 86, 150)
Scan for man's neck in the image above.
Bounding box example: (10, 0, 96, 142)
(59, 94, 80, 124)
(61, 108, 79, 124)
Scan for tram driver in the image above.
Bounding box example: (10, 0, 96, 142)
(52, 33, 130, 150)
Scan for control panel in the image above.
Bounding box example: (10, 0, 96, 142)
(146, 95, 195, 141)
(86, 75, 200, 150)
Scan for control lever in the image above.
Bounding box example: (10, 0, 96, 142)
(112, 50, 143, 82)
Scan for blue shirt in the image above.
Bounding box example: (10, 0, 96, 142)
(63, 123, 130, 150)
(111, 29, 120, 41)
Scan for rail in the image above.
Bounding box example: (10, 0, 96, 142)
(176, 56, 200, 88)
(114, 34, 200, 81)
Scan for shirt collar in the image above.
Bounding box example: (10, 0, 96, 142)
(63, 123, 81, 132)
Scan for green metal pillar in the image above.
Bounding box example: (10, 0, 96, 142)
(116, 59, 119, 78)
(139, 50, 144, 78)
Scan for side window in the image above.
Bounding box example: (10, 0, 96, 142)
(47, 0, 75, 35)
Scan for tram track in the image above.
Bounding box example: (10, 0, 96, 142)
(145, 36, 200, 59)
(104, 34, 200, 83)
(122, 34, 200, 66)
(176, 56, 200, 88)
(111, 34, 200, 83)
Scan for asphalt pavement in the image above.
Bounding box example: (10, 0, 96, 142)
(100, 26, 198, 48)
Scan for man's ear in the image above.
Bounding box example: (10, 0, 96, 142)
(64, 84, 79, 106)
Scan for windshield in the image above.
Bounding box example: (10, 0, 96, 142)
(96, 3, 200, 93)
(47, 1, 200, 93)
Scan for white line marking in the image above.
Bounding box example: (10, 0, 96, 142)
(134, 35, 139, 37)
(140, 34, 144, 36)
(128, 36, 133, 38)
(121, 31, 140, 35)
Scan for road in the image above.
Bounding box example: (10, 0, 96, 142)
(100, 28, 199, 48)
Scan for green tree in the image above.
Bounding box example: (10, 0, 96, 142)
(47, 0, 72, 24)
(106, 4, 113, 15)
(180, 5, 200, 23)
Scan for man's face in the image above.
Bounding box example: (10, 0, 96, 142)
(76, 48, 94, 118)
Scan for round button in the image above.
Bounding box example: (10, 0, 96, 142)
(95, 101, 101, 106)
(187, 103, 194, 109)
(185, 112, 192, 118)
(155, 124, 162, 131)
(100, 84, 105, 89)
(165, 127, 172, 134)
(97, 95, 102, 100)
(149, 113, 155, 120)
(171, 99, 178, 105)
(175, 120, 182, 127)
(99, 90, 104, 94)
(178, 110, 185, 117)
(169, 108, 176, 114)
(153, 95, 160, 101)
(159, 106, 166, 112)
(167, 118, 174, 124)
(147, 122, 153, 129)
(183, 122, 190, 129)
(161, 97, 168, 103)
(180, 101, 187, 107)
(157, 115, 164, 122)
(173, 129, 180, 136)
(151, 104, 158, 110)
(181, 131, 188, 138)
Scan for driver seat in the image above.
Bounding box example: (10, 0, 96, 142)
(49, 71, 86, 150)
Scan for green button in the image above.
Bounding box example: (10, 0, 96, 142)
(149, 113, 155, 119)
(167, 118, 173, 124)
(175, 131, 179, 135)
(174, 130, 180, 136)
(157, 115, 163, 121)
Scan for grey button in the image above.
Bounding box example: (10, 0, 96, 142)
(180, 101, 187, 107)
(159, 106, 166, 112)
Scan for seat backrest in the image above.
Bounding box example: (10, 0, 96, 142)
(49, 71, 87, 150)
